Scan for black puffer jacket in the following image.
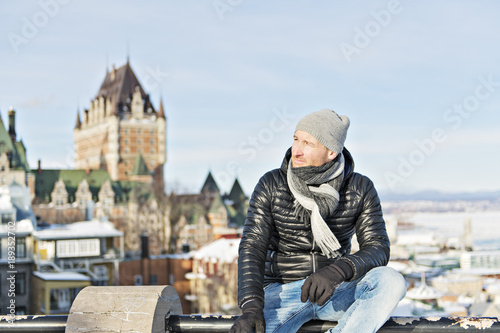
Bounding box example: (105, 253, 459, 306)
(237, 148, 390, 307)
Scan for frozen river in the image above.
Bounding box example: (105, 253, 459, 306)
(385, 210, 500, 250)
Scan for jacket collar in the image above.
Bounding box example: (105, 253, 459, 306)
(281, 147, 355, 180)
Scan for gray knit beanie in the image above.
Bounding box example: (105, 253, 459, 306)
(295, 109, 350, 154)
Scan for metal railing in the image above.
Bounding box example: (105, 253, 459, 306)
(1, 314, 500, 332)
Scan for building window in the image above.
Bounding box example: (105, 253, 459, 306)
(16, 307, 27, 315)
(150, 139, 155, 145)
(17, 238, 26, 258)
(93, 265, 109, 286)
(138, 129, 142, 134)
(150, 275, 158, 285)
(137, 139, 142, 145)
(16, 273, 26, 295)
(209, 262, 215, 275)
(50, 288, 82, 313)
(134, 275, 143, 286)
(57, 239, 100, 258)
(1, 213, 14, 223)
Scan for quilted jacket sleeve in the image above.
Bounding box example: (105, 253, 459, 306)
(337, 175, 390, 280)
(237, 172, 275, 307)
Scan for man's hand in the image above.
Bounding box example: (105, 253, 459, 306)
(229, 300, 265, 333)
(300, 261, 353, 306)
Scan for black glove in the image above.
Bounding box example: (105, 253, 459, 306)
(229, 300, 265, 333)
(300, 261, 353, 306)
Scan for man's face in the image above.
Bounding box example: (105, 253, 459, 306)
(291, 130, 337, 167)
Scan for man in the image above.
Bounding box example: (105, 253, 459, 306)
(230, 109, 406, 333)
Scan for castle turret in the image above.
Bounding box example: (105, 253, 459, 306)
(8, 107, 16, 143)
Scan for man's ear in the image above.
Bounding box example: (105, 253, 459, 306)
(327, 150, 338, 161)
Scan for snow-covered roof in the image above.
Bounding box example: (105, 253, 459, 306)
(150, 253, 193, 260)
(185, 272, 207, 280)
(0, 190, 14, 210)
(33, 271, 91, 281)
(387, 261, 409, 272)
(486, 283, 500, 295)
(406, 283, 444, 300)
(0, 218, 34, 235)
(34, 219, 123, 240)
(451, 267, 500, 276)
(192, 238, 240, 263)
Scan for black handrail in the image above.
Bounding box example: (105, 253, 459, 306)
(1, 314, 500, 332)
(165, 315, 500, 333)
(0, 315, 67, 332)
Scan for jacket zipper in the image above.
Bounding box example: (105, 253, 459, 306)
(270, 251, 275, 275)
(311, 239, 316, 273)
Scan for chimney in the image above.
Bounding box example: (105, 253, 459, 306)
(37, 159, 42, 174)
(8, 107, 16, 143)
(140, 233, 151, 285)
(111, 64, 116, 81)
(141, 233, 149, 259)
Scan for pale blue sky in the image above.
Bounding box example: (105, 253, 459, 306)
(1, 1, 499, 195)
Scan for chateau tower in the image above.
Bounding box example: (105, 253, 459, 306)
(74, 61, 167, 196)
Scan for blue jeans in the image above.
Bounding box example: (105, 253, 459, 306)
(263, 266, 406, 333)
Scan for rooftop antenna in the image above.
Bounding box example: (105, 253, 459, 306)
(105, 51, 109, 72)
(126, 38, 130, 64)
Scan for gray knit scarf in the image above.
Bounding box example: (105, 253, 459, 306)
(287, 153, 345, 258)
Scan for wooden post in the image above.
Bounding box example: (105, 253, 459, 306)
(66, 285, 182, 333)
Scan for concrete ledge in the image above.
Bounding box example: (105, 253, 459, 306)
(66, 285, 182, 333)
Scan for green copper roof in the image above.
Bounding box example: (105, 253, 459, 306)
(32, 169, 114, 203)
(228, 178, 245, 203)
(12, 140, 30, 171)
(0, 114, 14, 154)
(201, 171, 219, 193)
(32, 167, 160, 204)
(116, 179, 154, 202)
(131, 153, 150, 176)
(208, 194, 225, 214)
(0, 113, 29, 172)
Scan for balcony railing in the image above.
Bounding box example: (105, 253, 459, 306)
(1, 286, 499, 332)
